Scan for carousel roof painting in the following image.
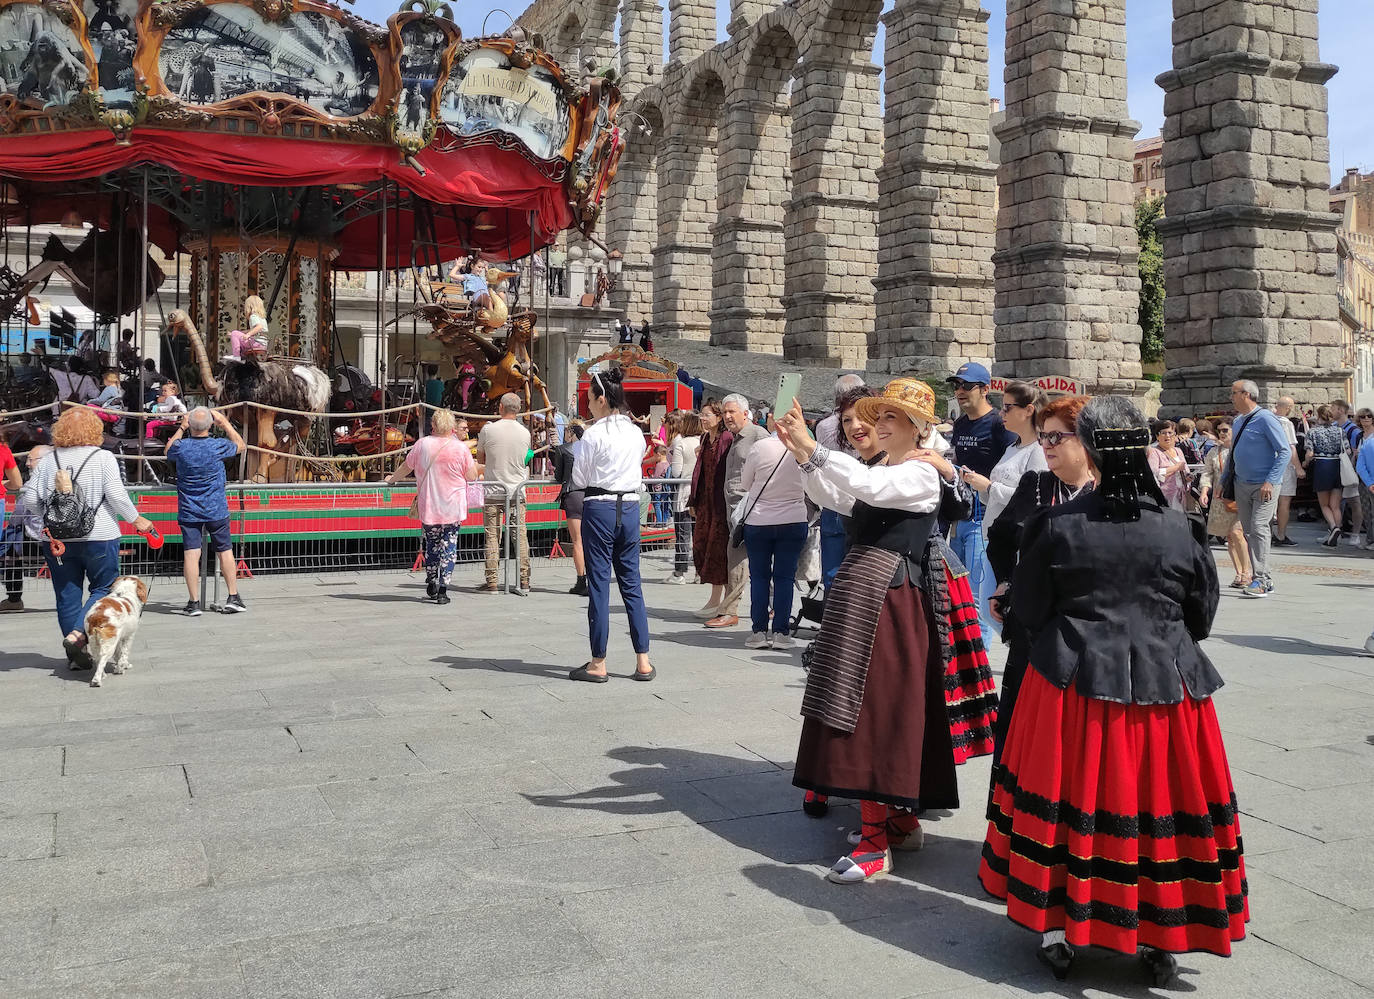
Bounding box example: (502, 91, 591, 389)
(0, 0, 625, 265)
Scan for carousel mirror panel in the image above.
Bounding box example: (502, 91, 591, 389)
(440, 47, 570, 162)
(393, 18, 451, 147)
(157, 3, 378, 117)
(84, 0, 136, 109)
(0, 2, 90, 108)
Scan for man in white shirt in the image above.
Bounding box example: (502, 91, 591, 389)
(476, 393, 533, 593)
(1271, 395, 1303, 546)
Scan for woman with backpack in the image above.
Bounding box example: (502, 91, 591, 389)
(26, 407, 152, 669)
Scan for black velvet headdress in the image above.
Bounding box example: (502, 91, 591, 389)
(1092, 427, 1168, 521)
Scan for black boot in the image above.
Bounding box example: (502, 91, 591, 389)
(434, 586, 450, 606)
(569, 575, 588, 596)
(1037, 942, 1075, 981)
(1140, 947, 1177, 987)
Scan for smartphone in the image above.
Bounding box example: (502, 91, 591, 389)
(774, 373, 802, 419)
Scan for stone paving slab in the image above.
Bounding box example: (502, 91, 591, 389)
(1, 534, 1372, 997)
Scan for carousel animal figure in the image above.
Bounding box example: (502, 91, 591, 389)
(173, 310, 331, 482)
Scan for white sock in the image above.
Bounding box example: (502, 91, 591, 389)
(1042, 929, 1067, 947)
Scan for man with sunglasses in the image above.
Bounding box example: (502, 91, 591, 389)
(945, 362, 1018, 632)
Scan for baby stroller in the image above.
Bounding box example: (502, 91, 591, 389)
(789, 514, 826, 638)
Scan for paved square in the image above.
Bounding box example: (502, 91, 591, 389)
(1, 533, 1372, 998)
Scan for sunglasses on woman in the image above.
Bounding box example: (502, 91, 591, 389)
(1038, 430, 1074, 447)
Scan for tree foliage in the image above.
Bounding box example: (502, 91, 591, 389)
(1136, 196, 1166, 365)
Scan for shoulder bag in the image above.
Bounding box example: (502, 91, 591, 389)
(1219, 412, 1257, 503)
(730, 452, 787, 549)
(1339, 437, 1361, 495)
(43, 449, 100, 540)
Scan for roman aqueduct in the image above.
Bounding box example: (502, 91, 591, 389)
(517, 0, 1343, 410)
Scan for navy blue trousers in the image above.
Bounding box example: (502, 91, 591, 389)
(582, 498, 651, 658)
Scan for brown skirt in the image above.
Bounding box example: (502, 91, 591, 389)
(692, 502, 730, 585)
(793, 582, 959, 810)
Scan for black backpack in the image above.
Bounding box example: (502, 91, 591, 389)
(43, 449, 99, 540)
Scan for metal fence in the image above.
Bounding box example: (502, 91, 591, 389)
(2, 474, 690, 610)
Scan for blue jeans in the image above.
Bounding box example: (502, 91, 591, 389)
(44, 538, 121, 637)
(582, 498, 650, 658)
(951, 518, 997, 637)
(819, 508, 847, 590)
(743, 521, 808, 635)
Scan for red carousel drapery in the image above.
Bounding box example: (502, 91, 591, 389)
(0, 128, 573, 267)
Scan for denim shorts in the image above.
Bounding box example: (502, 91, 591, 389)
(180, 518, 232, 553)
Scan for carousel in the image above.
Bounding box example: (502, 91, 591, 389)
(0, 0, 624, 483)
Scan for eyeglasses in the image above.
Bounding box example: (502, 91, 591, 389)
(1038, 430, 1074, 447)
(1001, 402, 1023, 413)
(953, 380, 983, 391)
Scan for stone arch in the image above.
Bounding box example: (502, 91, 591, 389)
(735, 6, 808, 67)
(553, 10, 584, 76)
(711, 19, 804, 353)
(607, 96, 666, 324)
(655, 67, 725, 341)
(779, 0, 883, 366)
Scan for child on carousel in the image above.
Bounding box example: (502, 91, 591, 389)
(227, 295, 270, 361)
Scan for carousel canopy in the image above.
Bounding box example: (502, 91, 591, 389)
(0, 0, 624, 267)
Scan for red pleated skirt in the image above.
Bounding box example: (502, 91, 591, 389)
(941, 565, 997, 763)
(979, 667, 1249, 957)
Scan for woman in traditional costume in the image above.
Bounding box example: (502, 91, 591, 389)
(799, 384, 998, 823)
(979, 396, 1246, 986)
(985, 394, 1094, 762)
(775, 379, 969, 884)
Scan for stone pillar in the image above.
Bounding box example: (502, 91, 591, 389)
(712, 96, 789, 354)
(668, 0, 714, 64)
(606, 129, 659, 324)
(1157, 0, 1343, 411)
(580, 0, 619, 73)
(727, 0, 770, 37)
(654, 112, 718, 340)
(618, 0, 664, 93)
(783, 56, 882, 367)
(993, 0, 1148, 397)
(873, 0, 997, 375)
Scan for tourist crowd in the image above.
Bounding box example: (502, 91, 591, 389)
(6, 358, 1374, 989)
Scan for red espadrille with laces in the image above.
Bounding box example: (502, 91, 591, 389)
(828, 800, 891, 884)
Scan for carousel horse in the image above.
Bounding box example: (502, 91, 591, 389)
(175, 310, 331, 482)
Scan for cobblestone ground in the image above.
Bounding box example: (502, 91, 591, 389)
(1, 523, 1371, 999)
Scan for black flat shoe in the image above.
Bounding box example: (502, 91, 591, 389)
(1037, 942, 1075, 981)
(631, 665, 655, 682)
(434, 592, 450, 605)
(1140, 947, 1177, 987)
(63, 637, 93, 671)
(568, 663, 609, 683)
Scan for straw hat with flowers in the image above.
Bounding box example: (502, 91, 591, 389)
(855, 376, 939, 428)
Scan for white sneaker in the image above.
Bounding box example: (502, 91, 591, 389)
(1364, 634, 1374, 656)
(664, 573, 688, 584)
(770, 633, 793, 649)
(745, 632, 771, 649)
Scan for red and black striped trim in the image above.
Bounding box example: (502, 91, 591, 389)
(991, 764, 1240, 840)
(998, 868, 1247, 931)
(982, 816, 1245, 885)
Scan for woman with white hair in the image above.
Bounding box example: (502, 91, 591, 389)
(386, 409, 479, 605)
(774, 379, 967, 885)
(979, 396, 1245, 986)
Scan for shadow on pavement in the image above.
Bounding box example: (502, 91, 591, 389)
(432, 654, 571, 681)
(0, 650, 88, 681)
(1218, 634, 1360, 657)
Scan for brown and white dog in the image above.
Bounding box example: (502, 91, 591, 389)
(83, 575, 149, 688)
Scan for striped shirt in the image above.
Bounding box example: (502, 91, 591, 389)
(27, 446, 138, 541)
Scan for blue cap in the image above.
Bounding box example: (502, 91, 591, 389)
(947, 362, 991, 385)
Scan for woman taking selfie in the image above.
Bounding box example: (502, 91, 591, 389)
(567, 369, 655, 683)
(774, 379, 966, 885)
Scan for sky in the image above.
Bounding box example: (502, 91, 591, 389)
(353, 0, 1374, 180)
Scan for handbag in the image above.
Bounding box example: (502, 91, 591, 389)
(730, 453, 788, 549)
(1340, 446, 1361, 496)
(408, 440, 454, 518)
(43, 449, 99, 541)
